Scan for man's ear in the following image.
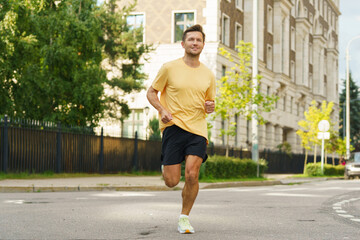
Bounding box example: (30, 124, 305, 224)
(181, 41, 185, 48)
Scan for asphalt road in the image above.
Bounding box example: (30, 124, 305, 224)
(1, 180, 360, 240)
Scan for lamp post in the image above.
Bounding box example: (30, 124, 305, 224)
(251, 0, 259, 177)
(345, 35, 360, 159)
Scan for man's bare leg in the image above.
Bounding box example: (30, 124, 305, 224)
(181, 155, 203, 215)
(163, 164, 181, 188)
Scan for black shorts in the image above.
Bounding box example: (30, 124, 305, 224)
(161, 125, 208, 165)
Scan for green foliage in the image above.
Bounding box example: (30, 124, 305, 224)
(202, 155, 267, 179)
(214, 41, 277, 156)
(276, 141, 292, 155)
(99, 0, 153, 122)
(0, 0, 152, 127)
(0, 0, 107, 126)
(148, 117, 161, 140)
(305, 163, 344, 177)
(339, 73, 360, 150)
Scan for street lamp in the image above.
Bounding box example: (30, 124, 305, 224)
(251, 0, 259, 177)
(345, 35, 360, 159)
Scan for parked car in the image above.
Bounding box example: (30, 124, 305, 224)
(344, 152, 360, 179)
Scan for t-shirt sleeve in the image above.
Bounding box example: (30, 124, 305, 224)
(152, 64, 168, 92)
(205, 73, 216, 101)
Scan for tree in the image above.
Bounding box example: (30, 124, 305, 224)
(297, 100, 334, 171)
(148, 117, 161, 140)
(98, 0, 153, 123)
(214, 41, 278, 157)
(0, 0, 152, 128)
(339, 72, 360, 150)
(1, 0, 107, 127)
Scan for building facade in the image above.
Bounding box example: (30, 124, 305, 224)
(101, 0, 340, 153)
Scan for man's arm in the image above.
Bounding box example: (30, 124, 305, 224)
(147, 86, 173, 124)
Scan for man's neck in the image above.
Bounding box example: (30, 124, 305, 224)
(182, 55, 200, 68)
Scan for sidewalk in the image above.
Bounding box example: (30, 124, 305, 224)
(0, 174, 334, 193)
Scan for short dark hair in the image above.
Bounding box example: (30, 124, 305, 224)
(182, 24, 205, 42)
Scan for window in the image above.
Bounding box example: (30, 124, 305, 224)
(246, 120, 250, 143)
(304, 8, 308, 18)
(267, 6, 273, 33)
(309, 43, 313, 64)
(291, 27, 295, 50)
(267, 45, 273, 70)
(309, 73, 313, 90)
(236, 0, 243, 10)
(222, 14, 230, 46)
(174, 12, 195, 42)
(235, 23, 242, 46)
(290, 97, 294, 113)
(123, 109, 144, 139)
(283, 95, 286, 111)
(267, 86, 270, 96)
(222, 65, 226, 77)
(297, 103, 300, 116)
(291, 61, 295, 81)
(127, 14, 144, 42)
(324, 78, 327, 95)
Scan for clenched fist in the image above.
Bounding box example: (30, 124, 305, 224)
(205, 101, 215, 114)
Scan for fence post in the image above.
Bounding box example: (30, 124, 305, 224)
(56, 122, 62, 173)
(99, 127, 104, 174)
(2, 115, 8, 173)
(132, 131, 138, 172)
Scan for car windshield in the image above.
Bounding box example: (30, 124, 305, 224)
(354, 152, 360, 162)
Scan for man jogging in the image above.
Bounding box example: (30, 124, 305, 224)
(147, 24, 216, 234)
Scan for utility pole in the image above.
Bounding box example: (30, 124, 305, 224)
(251, 0, 259, 177)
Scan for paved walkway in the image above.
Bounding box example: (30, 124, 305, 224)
(0, 174, 334, 193)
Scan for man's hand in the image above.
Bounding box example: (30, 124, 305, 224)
(205, 101, 215, 114)
(160, 108, 173, 124)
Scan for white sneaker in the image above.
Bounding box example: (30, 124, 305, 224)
(178, 217, 195, 234)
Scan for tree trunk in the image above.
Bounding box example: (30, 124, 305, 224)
(225, 118, 230, 158)
(313, 145, 317, 163)
(303, 149, 308, 175)
(332, 152, 335, 166)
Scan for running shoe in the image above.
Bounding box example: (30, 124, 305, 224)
(178, 217, 195, 234)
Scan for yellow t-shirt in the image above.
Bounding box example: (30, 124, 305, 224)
(152, 58, 216, 142)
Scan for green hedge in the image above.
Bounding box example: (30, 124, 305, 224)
(201, 155, 267, 179)
(305, 163, 344, 176)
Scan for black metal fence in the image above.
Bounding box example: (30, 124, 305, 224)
(0, 116, 339, 174)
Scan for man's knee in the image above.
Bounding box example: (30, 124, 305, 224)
(185, 170, 199, 184)
(164, 176, 180, 188)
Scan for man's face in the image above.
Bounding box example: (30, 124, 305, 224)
(181, 31, 204, 57)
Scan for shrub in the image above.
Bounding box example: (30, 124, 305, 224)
(202, 155, 267, 179)
(305, 163, 345, 176)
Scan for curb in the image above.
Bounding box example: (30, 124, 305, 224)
(0, 178, 343, 193)
(0, 185, 179, 193)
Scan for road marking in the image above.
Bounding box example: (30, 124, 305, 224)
(333, 207, 342, 210)
(338, 214, 354, 218)
(92, 192, 155, 197)
(264, 193, 322, 197)
(4, 200, 24, 204)
(350, 219, 360, 222)
(336, 210, 347, 213)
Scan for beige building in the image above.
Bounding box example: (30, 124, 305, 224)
(100, 0, 340, 153)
